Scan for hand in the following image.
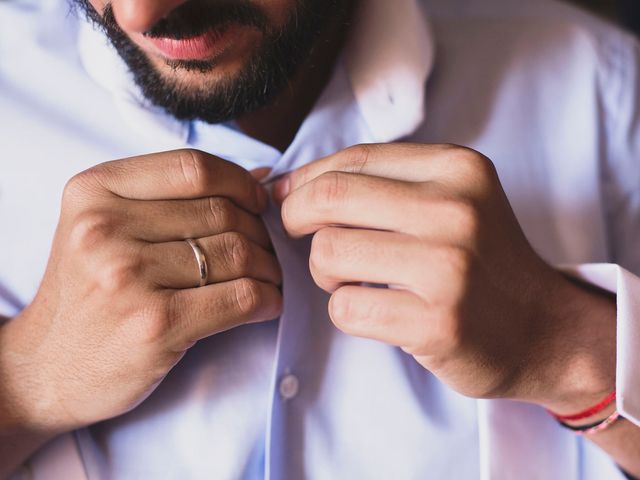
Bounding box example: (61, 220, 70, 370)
(275, 143, 616, 412)
(0, 149, 282, 435)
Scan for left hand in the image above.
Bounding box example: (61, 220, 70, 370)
(274, 143, 616, 413)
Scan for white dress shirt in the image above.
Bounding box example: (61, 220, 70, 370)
(1, 0, 639, 478)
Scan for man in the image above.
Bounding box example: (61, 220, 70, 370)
(0, 0, 639, 478)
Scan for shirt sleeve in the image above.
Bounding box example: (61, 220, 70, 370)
(591, 31, 640, 427)
(600, 32, 640, 275)
(561, 264, 640, 427)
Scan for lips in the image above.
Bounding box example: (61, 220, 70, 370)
(144, 26, 238, 61)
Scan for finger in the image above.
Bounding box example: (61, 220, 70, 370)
(309, 227, 464, 302)
(145, 233, 282, 289)
(282, 171, 479, 242)
(114, 196, 272, 248)
(274, 143, 493, 202)
(282, 172, 417, 237)
(169, 278, 283, 346)
(329, 285, 444, 351)
(76, 149, 268, 213)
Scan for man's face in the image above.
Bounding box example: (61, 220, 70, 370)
(76, 0, 348, 123)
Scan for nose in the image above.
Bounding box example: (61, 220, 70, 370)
(110, 0, 189, 33)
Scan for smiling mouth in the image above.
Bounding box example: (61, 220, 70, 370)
(144, 24, 242, 61)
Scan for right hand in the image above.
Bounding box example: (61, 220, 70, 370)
(0, 149, 282, 436)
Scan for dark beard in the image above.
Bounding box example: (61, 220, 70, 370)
(72, 0, 347, 124)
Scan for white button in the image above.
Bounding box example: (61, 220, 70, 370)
(279, 374, 299, 400)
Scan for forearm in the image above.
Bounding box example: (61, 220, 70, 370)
(588, 418, 640, 479)
(0, 320, 56, 479)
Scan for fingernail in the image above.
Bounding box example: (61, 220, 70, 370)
(273, 175, 291, 205)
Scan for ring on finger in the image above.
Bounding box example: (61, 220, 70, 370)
(185, 238, 209, 288)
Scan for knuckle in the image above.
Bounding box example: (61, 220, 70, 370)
(233, 278, 264, 315)
(68, 210, 117, 251)
(422, 309, 463, 354)
(442, 245, 475, 278)
(136, 296, 173, 345)
(97, 254, 141, 293)
(309, 228, 338, 272)
(205, 197, 237, 230)
(312, 171, 350, 207)
(456, 147, 497, 179)
(225, 232, 253, 273)
(177, 149, 210, 194)
(62, 174, 85, 201)
(476, 154, 498, 179)
(420, 246, 473, 306)
(280, 196, 298, 231)
(340, 144, 373, 173)
(328, 289, 356, 333)
(308, 266, 331, 294)
(435, 246, 475, 305)
(447, 198, 481, 238)
(62, 171, 99, 206)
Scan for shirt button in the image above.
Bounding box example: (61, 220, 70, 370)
(279, 374, 299, 400)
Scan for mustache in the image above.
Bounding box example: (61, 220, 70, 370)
(99, 0, 269, 40)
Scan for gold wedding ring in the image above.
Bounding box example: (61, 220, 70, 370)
(185, 239, 208, 288)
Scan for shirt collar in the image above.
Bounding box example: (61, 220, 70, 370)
(345, 0, 434, 142)
(77, 0, 434, 145)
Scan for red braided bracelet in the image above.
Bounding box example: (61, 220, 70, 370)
(548, 391, 617, 422)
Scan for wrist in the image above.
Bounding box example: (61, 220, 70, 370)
(531, 272, 617, 414)
(0, 311, 72, 438)
(556, 397, 618, 429)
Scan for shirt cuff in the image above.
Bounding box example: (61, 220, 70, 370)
(560, 263, 640, 428)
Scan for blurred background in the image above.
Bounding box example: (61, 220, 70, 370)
(570, 0, 640, 34)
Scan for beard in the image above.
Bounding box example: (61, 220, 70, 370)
(72, 0, 348, 124)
